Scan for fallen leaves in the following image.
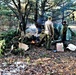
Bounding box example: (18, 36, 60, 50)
(0, 46, 76, 75)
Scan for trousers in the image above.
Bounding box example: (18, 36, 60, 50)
(45, 34, 52, 49)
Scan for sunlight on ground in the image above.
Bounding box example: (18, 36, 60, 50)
(68, 26, 76, 29)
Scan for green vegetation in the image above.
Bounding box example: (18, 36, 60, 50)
(0, 10, 12, 15)
(0, 40, 5, 57)
(0, 29, 19, 56)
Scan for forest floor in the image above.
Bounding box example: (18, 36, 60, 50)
(0, 36, 76, 75)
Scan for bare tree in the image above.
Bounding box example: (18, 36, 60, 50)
(2, 0, 33, 34)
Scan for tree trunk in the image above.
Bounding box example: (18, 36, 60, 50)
(22, 17, 26, 34)
(19, 16, 26, 34)
(34, 0, 38, 24)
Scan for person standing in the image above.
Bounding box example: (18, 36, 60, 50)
(44, 16, 54, 49)
(61, 20, 68, 49)
(62, 21, 68, 42)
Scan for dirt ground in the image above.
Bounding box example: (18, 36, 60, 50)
(0, 36, 76, 75)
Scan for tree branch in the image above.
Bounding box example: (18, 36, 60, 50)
(45, 0, 63, 11)
(24, 0, 29, 17)
(12, 0, 18, 8)
(8, 5, 19, 19)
